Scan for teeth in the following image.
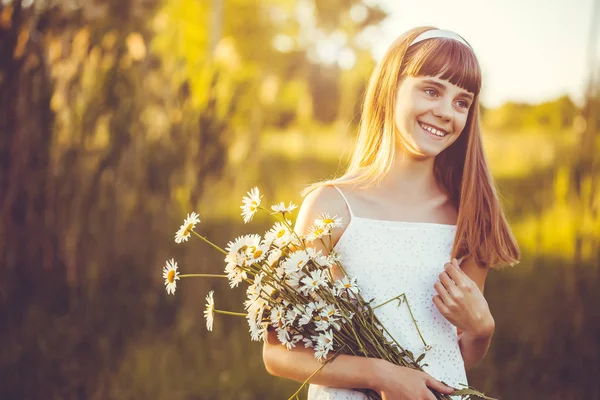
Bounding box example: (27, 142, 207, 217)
(420, 122, 446, 137)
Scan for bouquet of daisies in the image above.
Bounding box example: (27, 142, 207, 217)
(163, 187, 495, 400)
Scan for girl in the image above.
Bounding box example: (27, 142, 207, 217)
(262, 26, 520, 400)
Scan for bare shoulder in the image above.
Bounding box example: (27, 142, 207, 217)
(294, 184, 351, 253)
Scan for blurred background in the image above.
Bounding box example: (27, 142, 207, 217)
(0, 0, 599, 399)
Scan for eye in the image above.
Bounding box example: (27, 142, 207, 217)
(424, 89, 439, 97)
(456, 100, 470, 109)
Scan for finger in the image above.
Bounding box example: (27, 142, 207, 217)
(444, 261, 466, 286)
(433, 280, 454, 306)
(432, 294, 450, 315)
(438, 271, 456, 289)
(439, 271, 464, 300)
(426, 377, 455, 394)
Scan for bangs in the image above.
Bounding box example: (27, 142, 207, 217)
(404, 39, 481, 95)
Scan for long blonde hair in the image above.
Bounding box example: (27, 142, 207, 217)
(301, 26, 519, 269)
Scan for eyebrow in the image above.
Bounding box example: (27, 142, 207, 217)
(422, 79, 474, 101)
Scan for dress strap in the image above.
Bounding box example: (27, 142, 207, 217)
(332, 185, 355, 218)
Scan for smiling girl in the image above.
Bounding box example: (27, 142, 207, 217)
(262, 26, 520, 400)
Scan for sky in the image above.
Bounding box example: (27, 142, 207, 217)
(372, 0, 598, 108)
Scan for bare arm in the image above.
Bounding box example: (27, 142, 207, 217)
(458, 325, 494, 370)
(453, 256, 495, 370)
(262, 327, 380, 389)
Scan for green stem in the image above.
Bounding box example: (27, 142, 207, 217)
(372, 294, 404, 310)
(192, 230, 227, 255)
(287, 344, 348, 400)
(179, 274, 227, 278)
(401, 294, 428, 350)
(372, 293, 428, 351)
(214, 310, 246, 317)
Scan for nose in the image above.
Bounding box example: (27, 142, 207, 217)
(432, 98, 453, 121)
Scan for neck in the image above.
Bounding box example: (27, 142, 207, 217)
(378, 151, 441, 201)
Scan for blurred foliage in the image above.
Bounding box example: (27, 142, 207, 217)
(483, 96, 581, 132)
(0, 0, 598, 400)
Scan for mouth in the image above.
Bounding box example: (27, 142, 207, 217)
(418, 121, 450, 139)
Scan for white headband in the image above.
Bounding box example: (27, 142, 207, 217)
(409, 29, 471, 49)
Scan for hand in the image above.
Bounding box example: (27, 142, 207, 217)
(432, 258, 494, 337)
(371, 360, 454, 400)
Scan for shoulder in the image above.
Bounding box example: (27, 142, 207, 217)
(294, 184, 352, 251)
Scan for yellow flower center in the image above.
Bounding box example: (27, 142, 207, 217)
(183, 223, 193, 236)
(253, 249, 263, 259)
(323, 218, 335, 225)
(167, 270, 176, 283)
(277, 230, 285, 238)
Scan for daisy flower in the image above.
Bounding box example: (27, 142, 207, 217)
(246, 272, 265, 303)
(286, 270, 303, 289)
(315, 319, 332, 332)
(224, 262, 247, 288)
(306, 247, 331, 267)
(319, 304, 341, 320)
(277, 327, 295, 350)
(162, 258, 180, 295)
(298, 302, 318, 326)
(225, 234, 256, 266)
(174, 212, 201, 243)
(266, 248, 283, 268)
(204, 290, 215, 331)
(224, 235, 258, 287)
(264, 221, 293, 248)
(292, 334, 304, 346)
(240, 187, 262, 224)
(270, 201, 298, 214)
(247, 304, 267, 341)
(285, 308, 301, 325)
(270, 305, 286, 325)
(319, 304, 342, 331)
(317, 329, 335, 350)
(305, 224, 330, 242)
(283, 249, 310, 274)
(334, 276, 359, 296)
(300, 270, 328, 294)
(327, 250, 342, 264)
(246, 242, 269, 264)
(314, 330, 335, 360)
(302, 337, 314, 348)
(315, 213, 343, 229)
(244, 295, 267, 314)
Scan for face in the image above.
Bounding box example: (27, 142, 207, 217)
(393, 74, 474, 159)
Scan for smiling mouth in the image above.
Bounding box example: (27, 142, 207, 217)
(418, 121, 449, 137)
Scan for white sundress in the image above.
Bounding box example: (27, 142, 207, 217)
(307, 185, 468, 400)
